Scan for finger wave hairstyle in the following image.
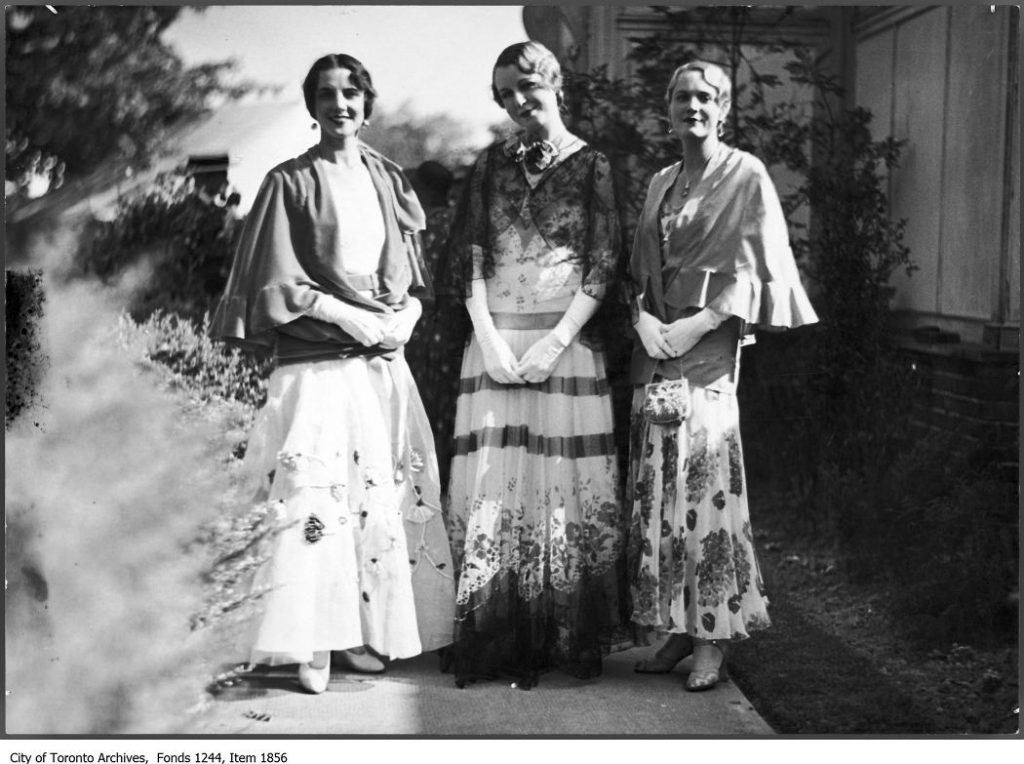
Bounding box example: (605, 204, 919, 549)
(302, 53, 378, 119)
(490, 40, 563, 107)
(664, 60, 732, 111)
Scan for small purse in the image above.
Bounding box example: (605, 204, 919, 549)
(642, 378, 691, 426)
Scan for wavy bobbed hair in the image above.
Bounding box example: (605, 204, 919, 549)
(490, 41, 563, 107)
(664, 60, 732, 111)
(302, 53, 378, 120)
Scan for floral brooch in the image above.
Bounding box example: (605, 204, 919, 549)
(503, 135, 559, 173)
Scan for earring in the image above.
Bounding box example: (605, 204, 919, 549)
(667, 126, 674, 134)
(311, 122, 318, 130)
(717, 122, 724, 138)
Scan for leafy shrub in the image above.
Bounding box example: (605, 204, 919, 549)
(4, 282, 249, 732)
(74, 171, 239, 322)
(118, 310, 271, 414)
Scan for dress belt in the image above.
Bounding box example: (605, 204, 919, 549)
(490, 311, 563, 330)
(346, 272, 380, 293)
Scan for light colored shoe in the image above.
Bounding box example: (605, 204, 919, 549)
(685, 640, 728, 692)
(297, 651, 331, 694)
(336, 646, 386, 674)
(634, 633, 695, 674)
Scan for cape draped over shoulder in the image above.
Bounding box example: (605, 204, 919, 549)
(211, 143, 429, 356)
(630, 147, 817, 329)
(628, 147, 818, 385)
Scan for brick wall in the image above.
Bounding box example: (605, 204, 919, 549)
(895, 335, 1019, 476)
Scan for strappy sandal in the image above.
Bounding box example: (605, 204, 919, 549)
(685, 639, 728, 692)
(297, 651, 331, 694)
(634, 633, 695, 674)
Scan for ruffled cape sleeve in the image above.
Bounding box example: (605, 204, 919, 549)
(709, 157, 816, 328)
(209, 164, 320, 350)
(659, 153, 818, 331)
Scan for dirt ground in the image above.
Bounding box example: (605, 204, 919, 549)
(731, 509, 1020, 735)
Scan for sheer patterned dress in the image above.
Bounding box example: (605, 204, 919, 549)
(445, 136, 626, 686)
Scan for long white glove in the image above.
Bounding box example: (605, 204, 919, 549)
(306, 292, 385, 347)
(466, 279, 524, 384)
(660, 307, 728, 358)
(634, 310, 672, 360)
(516, 291, 601, 383)
(380, 297, 422, 349)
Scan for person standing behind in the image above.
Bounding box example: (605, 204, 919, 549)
(443, 41, 626, 689)
(211, 53, 453, 694)
(628, 60, 818, 691)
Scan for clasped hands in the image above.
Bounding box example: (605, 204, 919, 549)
(478, 329, 566, 385)
(309, 294, 421, 349)
(635, 309, 718, 361)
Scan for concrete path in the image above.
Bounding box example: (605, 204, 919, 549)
(188, 640, 773, 736)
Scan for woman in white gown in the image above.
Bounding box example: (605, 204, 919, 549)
(211, 53, 454, 693)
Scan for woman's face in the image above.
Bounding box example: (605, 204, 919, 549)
(493, 64, 560, 136)
(314, 67, 365, 142)
(667, 70, 726, 141)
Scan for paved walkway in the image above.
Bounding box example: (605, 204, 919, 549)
(188, 640, 773, 736)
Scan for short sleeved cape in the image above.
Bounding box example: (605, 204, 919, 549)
(628, 147, 818, 385)
(210, 143, 429, 362)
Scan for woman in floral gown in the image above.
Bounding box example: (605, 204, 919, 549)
(627, 61, 818, 690)
(211, 53, 454, 694)
(443, 41, 625, 689)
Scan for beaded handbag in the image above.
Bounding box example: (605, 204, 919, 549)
(642, 378, 691, 426)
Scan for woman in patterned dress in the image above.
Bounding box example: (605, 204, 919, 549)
(627, 61, 818, 690)
(443, 41, 625, 689)
(211, 53, 454, 694)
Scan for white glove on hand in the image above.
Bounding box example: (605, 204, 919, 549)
(306, 293, 385, 347)
(380, 297, 422, 349)
(515, 291, 601, 383)
(660, 308, 726, 358)
(466, 279, 524, 384)
(635, 310, 672, 360)
(515, 331, 567, 383)
(477, 329, 525, 384)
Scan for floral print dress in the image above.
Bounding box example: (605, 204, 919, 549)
(627, 383, 770, 641)
(626, 148, 818, 644)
